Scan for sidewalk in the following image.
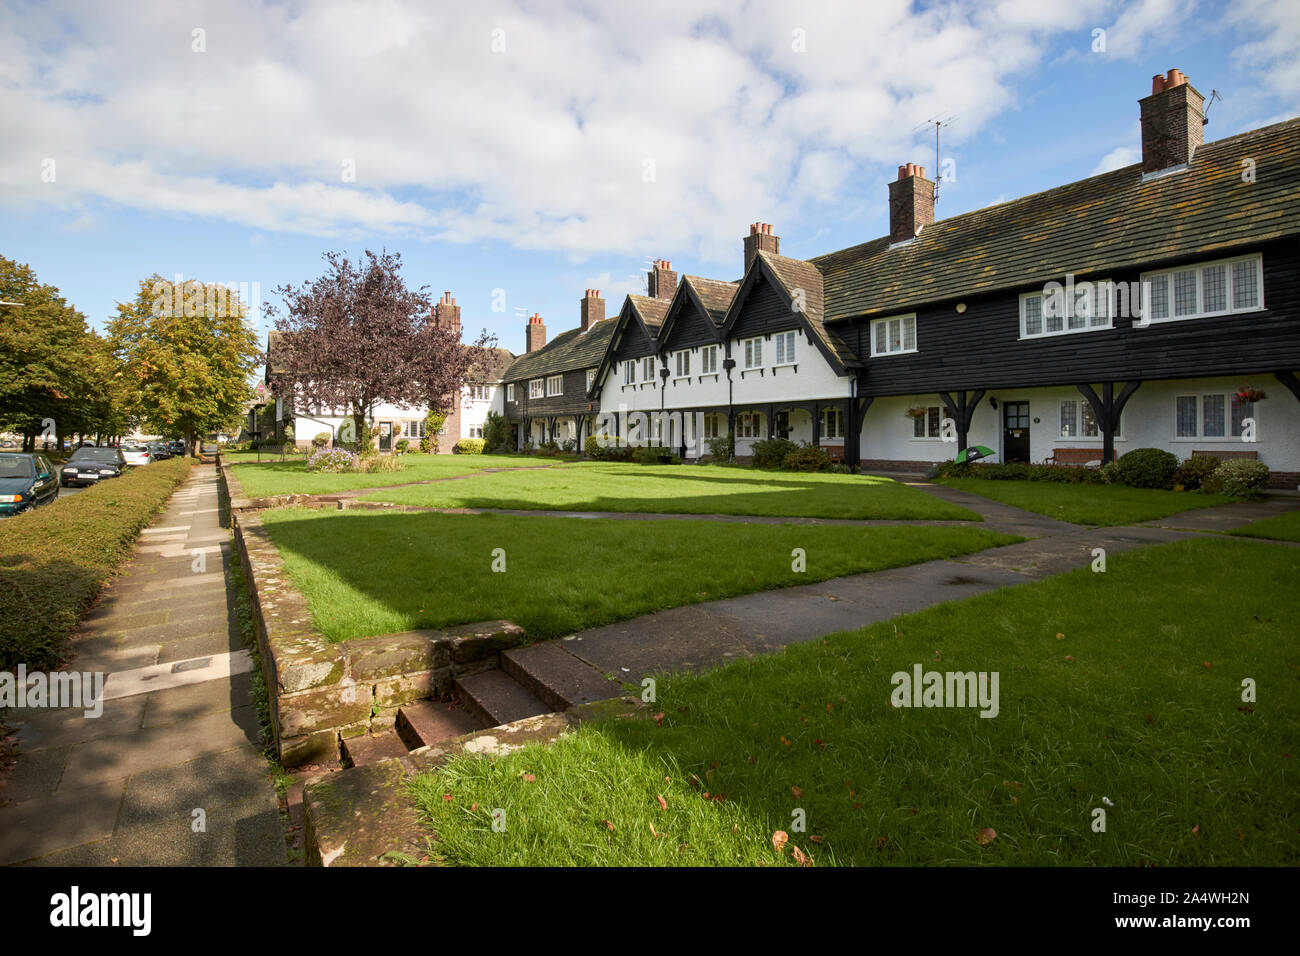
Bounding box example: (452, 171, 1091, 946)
(0, 464, 286, 866)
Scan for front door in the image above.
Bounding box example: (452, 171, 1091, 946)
(1003, 402, 1030, 462)
(379, 422, 392, 452)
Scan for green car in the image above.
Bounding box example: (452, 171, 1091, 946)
(0, 453, 60, 516)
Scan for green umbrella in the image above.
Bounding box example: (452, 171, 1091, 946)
(956, 445, 995, 464)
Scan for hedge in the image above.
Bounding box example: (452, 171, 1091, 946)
(0, 456, 196, 671)
(454, 438, 486, 455)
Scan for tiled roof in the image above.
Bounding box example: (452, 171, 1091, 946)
(468, 347, 515, 381)
(682, 276, 738, 324)
(627, 294, 671, 331)
(812, 117, 1300, 322)
(753, 251, 858, 368)
(502, 318, 617, 382)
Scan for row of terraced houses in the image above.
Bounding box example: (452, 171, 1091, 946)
(271, 69, 1300, 486)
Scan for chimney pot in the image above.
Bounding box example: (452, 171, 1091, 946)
(743, 221, 780, 271)
(888, 163, 935, 243)
(647, 259, 677, 300)
(1139, 67, 1204, 174)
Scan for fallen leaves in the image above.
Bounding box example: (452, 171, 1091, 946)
(791, 785, 803, 799)
(521, 773, 536, 782)
(772, 830, 788, 852)
(976, 827, 997, 846)
(791, 846, 810, 867)
(603, 819, 615, 832)
(656, 795, 668, 811)
(652, 711, 665, 726)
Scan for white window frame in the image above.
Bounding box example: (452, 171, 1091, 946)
(674, 349, 690, 378)
(586, 369, 596, 392)
(623, 360, 636, 385)
(1173, 392, 1256, 441)
(774, 330, 797, 367)
(702, 414, 720, 439)
(910, 405, 949, 441)
(741, 337, 763, 370)
(642, 356, 657, 382)
(1058, 398, 1123, 440)
(546, 375, 563, 397)
(820, 405, 844, 439)
(869, 314, 917, 357)
(1140, 253, 1264, 325)
(1020, 281, 1114, 339)
(736, 411, 762, 439)
(529, 379, 544, 399)
(700, 345, 718, 374)
(507, 384, 515, 402)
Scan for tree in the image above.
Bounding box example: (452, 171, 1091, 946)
(108, 275, 261, 450)
(265, 250, 491, 450)
(0, 256, 116, 449)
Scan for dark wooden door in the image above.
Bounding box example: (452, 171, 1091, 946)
(1003, 402, 1030, 462)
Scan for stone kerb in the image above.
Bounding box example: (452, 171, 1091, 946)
(231, 509, 525, 766)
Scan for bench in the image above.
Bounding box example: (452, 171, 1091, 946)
(1044, 447, 1115, 467)
(1192, 449, 1258, 460)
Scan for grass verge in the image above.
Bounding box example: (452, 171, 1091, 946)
(937, 477, 1232, 526)
(363, 462, 980, 520)
(259, 508, 1017, 642)
(1230, 510, 1300, 543)
(0, 457, 195, 670)
(409, 537, 1299, 866)
(227, 452, 555, 497)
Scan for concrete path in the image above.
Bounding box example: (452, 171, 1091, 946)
(0, 464, 286, 867)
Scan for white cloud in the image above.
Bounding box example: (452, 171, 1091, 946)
(0, 0, 1282, 272)
(1228, 0, 1300, 102)
(1092, 145, 1140, 174)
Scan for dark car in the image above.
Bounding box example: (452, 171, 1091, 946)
(169, 440, 186, 455)
(0, 453, 59, 516)
(60, 446, 126, 486)
(148, 441, 172, 460)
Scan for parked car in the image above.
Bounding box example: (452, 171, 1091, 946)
(120, 443, 152, 466)
(148, 441, 172, 460)
(169, 440, 186, 455)
(0, 453, 59, 516)
(60, 446, 125, 486)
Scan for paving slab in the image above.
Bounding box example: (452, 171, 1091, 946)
(0, 778, 126, 865)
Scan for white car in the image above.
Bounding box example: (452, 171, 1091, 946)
(120, 443, 153, 466)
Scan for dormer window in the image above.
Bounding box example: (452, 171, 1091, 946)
(1140, 253, 1263, 324)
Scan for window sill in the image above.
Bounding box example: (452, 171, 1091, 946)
(740, 368, 765, 377)
(1171, 437, 1251, 443)
(869, 349, 918, 358)
(773, 363, 798, 373)
(1018, 324, 1113, 341)
(1134, 305, 1264, 326)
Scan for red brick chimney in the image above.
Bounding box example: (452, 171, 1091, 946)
(525, 312, 546, 353)
(888, 164, 935, 243)
(433, 291, 461, 335)
(647, 259, 677, 299)
(1139, 68, 1205, 174)
(580, 289, 604, 332)
(743, 222, 779, 272)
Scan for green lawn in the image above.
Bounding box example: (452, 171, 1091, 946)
(258, 508, 1016, 642)
(937, 477, 1233, 526)
(361, 462, 980, 520)
(409, 537, 1300, 866)
(1230, 510, 1300, 542)
(227, 452, 549, 497)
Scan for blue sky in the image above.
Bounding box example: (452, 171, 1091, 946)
(2, 0, 1297, 356)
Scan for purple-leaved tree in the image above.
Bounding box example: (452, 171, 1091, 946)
(264, 250, 492, 449)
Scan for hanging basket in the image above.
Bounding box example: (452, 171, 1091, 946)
(1235, 386, 1267, 404)
(905, 405, 928, 419)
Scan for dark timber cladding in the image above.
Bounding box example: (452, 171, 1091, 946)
(502, 319, 616, 422)
(655, 276, 738, 351)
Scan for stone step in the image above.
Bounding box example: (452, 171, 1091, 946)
(454, 668, 552, 727)
(341, 729, 409, 768)
(395, 699, 486, 750)
(501, 642, 624, 712)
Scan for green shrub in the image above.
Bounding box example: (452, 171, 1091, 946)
(1173, 455, 1219, 490)
(632, 445, 675, 465)
(1099, 461, 1120, 485)
(539, 440, 560, 457)
(706, 433, 735, 462)
(585, 434, 608, 460)
(1116, 447, 1179, 489)
(783, 443, 832, 472)
(395, 438, 410, 454)
(483, 412, 513, 454)
(604, 444, 634, 463)
(312, 432, 331, 449)
(0, 457, 194, 671)
(936, 460, 1106, 483)
(1203, 459, 1270, 498)
(561, 438, 577, 454)
(454, 438, 486, 455)
(425, 410, 448, 454)
(751, 437, 798, 469)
